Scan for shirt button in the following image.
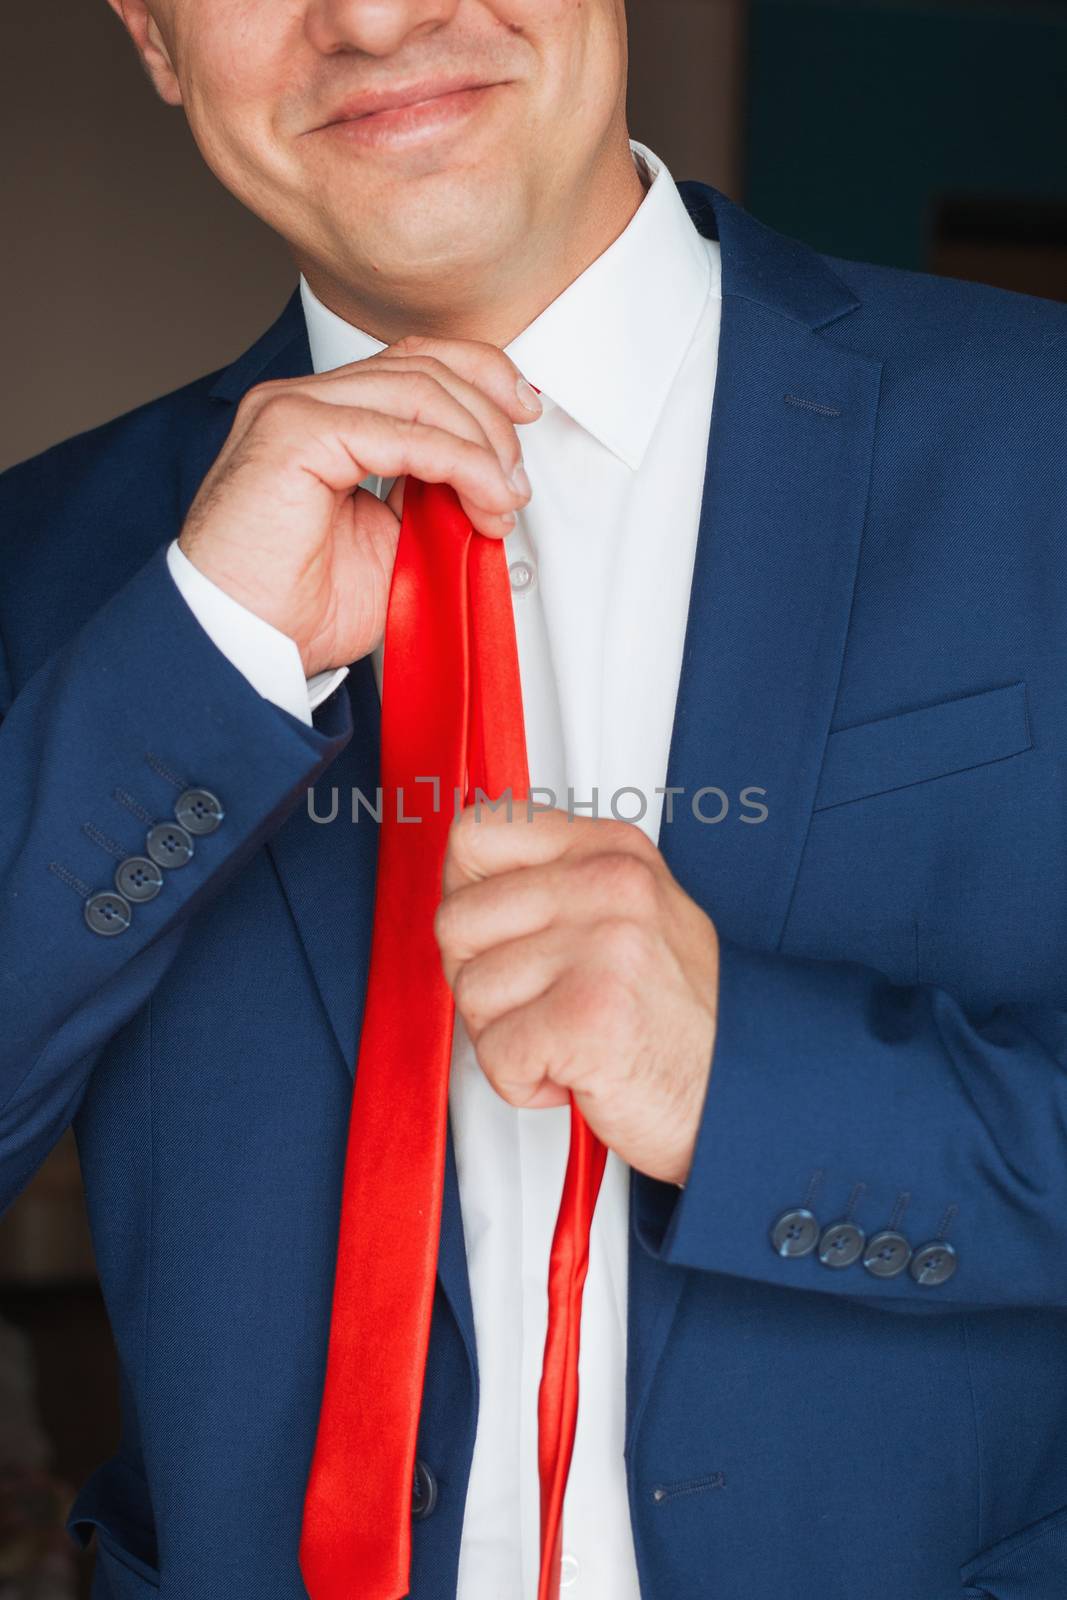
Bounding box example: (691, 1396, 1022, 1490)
(560, 1554, 580, 1588)
(508, 559, 537, 594)
(411, 1457, 438, 1521)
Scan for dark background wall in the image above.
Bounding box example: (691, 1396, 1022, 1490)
(745, 0, 1067, 289)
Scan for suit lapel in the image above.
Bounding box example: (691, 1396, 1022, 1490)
(626, 183, 883, 1454)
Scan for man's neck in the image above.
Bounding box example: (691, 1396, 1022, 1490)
(297, 136, 649, 350)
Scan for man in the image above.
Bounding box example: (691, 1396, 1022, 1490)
(2, 0, 1066, 1596)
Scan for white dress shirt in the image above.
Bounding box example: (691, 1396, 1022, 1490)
(167, 138, 722, 1598)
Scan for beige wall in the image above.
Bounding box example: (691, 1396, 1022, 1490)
(1, 1, 745, 474)
(627, 0, 744, 196)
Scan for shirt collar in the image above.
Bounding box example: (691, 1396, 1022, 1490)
(299, 138, 717, 472)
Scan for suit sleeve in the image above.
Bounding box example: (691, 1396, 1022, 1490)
(0, 544, 353, 1215)
(633, 935, 1067, 1311)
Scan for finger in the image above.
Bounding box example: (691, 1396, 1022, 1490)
(451, 925, 573, 1039)
(295, 366, 497, 459)
(262, 393, 523, 538)
(353, 354, 530, 482)
(436, 847, 661, 974)
(289, 340, 541, 427)
(474, 975, 600, 1109)
(244, 351, 536, 499)
(442, 804, 657, 895)
(382, 335, 543, 424)
(473, 989, 571, 1110)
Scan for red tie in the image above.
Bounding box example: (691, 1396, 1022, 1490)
(298, 478, 609, 1600)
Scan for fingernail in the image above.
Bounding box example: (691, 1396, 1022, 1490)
(500, 510, 517, 531)
(516, 377, 542, 413)
(508, 461, 531, 498)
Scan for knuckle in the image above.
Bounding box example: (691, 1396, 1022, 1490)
(451, 958, 480, 1015)
(389, 333, 428, 357)
(251, 388, 302, 430)
(446, 803, 480, 866)
(235, 380, 278, 421)
(399, 353, 447, 379)
(407, 370, 444, 413)
(588, 850, 658, 915)
(565, 966, 627, 1034)
(472, 337, 514, 367)
(474, 1031, 503, 1085)
(600, 816, 656, 856)
(432, 896, 456, 950)
(597, 915, 651, 976)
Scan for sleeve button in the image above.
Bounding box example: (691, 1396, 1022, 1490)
(115, 855, 165, 903)
(862, 1230, 912, 1278)
(909, 1240, 958, 1286)
(770, 1208, 820, 1258)
(818, 1221, 866, 1269)
(146, 822, 195, 868)
(175, 787, 224, 836)
(84, 891, 133, 937)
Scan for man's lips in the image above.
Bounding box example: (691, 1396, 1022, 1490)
(312, 77, 506, 133)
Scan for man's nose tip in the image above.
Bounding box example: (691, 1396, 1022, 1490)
(304, 0, 461, 58)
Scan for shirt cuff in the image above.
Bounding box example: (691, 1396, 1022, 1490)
(165, 540, 349, 727)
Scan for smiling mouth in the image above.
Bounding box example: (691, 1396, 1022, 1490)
(313, 80, 508, 146)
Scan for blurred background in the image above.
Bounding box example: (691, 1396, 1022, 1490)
(1, 0, 1065, 1593)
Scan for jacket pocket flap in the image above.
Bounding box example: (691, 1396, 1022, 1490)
(961, 1501, 1067, 1597)
(65, 1453, 159, 1584)
(814, 682, 1030, 811)
(94, 1535, 162, 1597)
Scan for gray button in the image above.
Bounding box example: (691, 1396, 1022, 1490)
(175, 788, 224, 836)
(115, 855, 164, 903)
(84, 890, 132, 937)
(909, 1240, 958, 1287)
(863, 1230, 912, 1279)
(770, 1208, 820, 1258)
(818, 1221, 865, 1269)
(411, 1458, 437, 1521)
(146, 821, 194, 869)
(508, 559, 537, 594)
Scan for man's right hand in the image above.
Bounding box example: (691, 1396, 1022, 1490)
(178, 335, 542, 679)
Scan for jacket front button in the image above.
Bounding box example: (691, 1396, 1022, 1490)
(770, 1208, 820, 1257)
(412, 1458, 438, 1521)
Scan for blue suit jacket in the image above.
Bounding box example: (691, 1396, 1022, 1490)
(2, 180, 1067, 1600)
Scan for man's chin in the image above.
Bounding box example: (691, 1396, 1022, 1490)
(319, 169, 518, 282)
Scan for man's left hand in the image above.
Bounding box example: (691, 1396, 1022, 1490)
(434, 804, 719, 1188)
